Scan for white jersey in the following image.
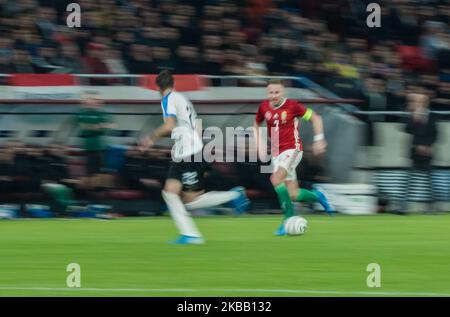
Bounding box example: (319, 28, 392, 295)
(161, 91, 203, 160)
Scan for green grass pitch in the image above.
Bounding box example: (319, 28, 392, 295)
(0, 214, 449, 297)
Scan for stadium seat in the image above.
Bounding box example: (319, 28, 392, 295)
(397, 45, 436, 72)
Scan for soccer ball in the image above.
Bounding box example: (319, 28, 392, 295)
(284, 216, 308, 235)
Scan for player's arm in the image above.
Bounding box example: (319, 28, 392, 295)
(310, 111, 327, 156)
(79, 121, 101, 131)
(100, 116, 116, 130)
(79, 123, 91, 130)
(300, 106, 327, 156)
(139, 117, 176, 151)
(79, 121, 108, 131)
(140, 95, 178, 151)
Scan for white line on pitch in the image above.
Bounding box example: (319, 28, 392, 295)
(0, 287, 448, 296)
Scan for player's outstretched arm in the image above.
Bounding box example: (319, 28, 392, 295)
(139, 116, 176, 151)
(310, 112, 327, 156)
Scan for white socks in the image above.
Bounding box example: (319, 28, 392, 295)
(162, 190, 202, 238)
(184, 191, 240, 211)
(162, 190, 241, 238)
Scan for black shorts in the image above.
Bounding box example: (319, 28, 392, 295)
(86, 151, 104, 175)
(167, 158, 210, 192)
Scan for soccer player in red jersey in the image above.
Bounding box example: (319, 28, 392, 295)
(254, 79, 334, 235)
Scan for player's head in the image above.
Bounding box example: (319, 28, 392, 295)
(407, 92, 429, 112)
(156, 70, 174, 95)
(81, 90, 102, 108)
(267, 79, 285, 107)
(405, 82, 429, 111)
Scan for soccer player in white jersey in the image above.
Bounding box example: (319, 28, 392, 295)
(139, 70, 250, 244)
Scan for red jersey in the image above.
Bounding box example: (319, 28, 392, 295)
(255, 99, 311, 156)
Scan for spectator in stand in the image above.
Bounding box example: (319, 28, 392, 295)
(83, 43, 109, 74)
(362, 77, 388, 146)
(54, 43, 86, 74)
(104, 47, 129, 74)
(35, 6, 58, 40)
(11, 49, 35, 73)
(243, 48, 268, 77)
(222, 48, 245, 75)
(436, 31, 450, 69)
(420, 21, 448, 60)
(386, 68, 406, 112)
(0, 53, 14, 74)
(203, 48, 225, 76)
(152, 46, 175, 73)
(0, 0, 447, 111)
(176, 45, 202, 74)
(434, 80, 450, 110)
(126, 43, 154, 74)
(405, 91, 439, 208)
(406, 89, 438, 170)
(32, 42, 61, 73)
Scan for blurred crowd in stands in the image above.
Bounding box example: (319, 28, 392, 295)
(0, 0, 450, 112)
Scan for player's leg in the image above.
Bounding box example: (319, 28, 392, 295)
(295, 185, 334, 214)
(162, 179, 204, 244)
(270, 167, 293, 236)
(181, 189, 204, 204)
(271, 150, 303, 219)
(94, 150, 112, 190)
(162, 162, 204, 244)
(183, 189, 238, 208)
(271, 167, 294, 218)
(83, 150, 103, 189)
(183, 188, 249, 214)
(181, 161, 250, 214)
(271, 149, 305, 235)
(285, 152, 334, 214)
(286, 179, 318, 204)
(41, 182, 76, 216)
(270, 155, 293, 236)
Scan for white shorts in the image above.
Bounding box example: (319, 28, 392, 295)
(271, 149, 303, 181)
